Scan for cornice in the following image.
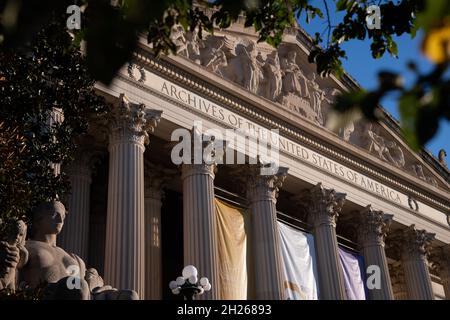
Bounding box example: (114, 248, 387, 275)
(193, 2, 449, 179)
(122, 48, 450, 215)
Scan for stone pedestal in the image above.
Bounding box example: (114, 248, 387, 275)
(356, 206, 394, 300)
(301, 183, 346, 300)
(243, 165, 288, 300)
(104, 94, 161, 298)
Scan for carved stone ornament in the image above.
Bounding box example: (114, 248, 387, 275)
(232, 160, 289, 203)
(168, 26, 445, 189)
(127, 62, 146, 83)
(356, 205, 393, 246)
(407, 195, 419, 212)
(296, 183, 346, 227)
(106, 94, 162, 147)
(391, 225, 436, 260)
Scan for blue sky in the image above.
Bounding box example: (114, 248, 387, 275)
(297, 3, 449, 158)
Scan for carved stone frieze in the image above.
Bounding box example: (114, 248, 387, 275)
(296, 183, 346, 228)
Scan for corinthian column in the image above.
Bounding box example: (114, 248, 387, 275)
(299, 183, 346, 300)
(179, 128, 226, 300)
(355, 205, 394, 300)
(59, 148, 98, 260)
(241, 164, 288, 300)
(396, 225, 435, 300)
(389, 262, 408, 300)
(104, 94, 161, 298)
(431, 245, 450, 299)
(48, 107, 64, 176)
(181, 162, 219, 299)
(144, 162, 175, 300)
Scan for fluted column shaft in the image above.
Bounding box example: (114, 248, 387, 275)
(105, 136, 145, 296)
(399, 226, 435, 300)
(88, 215, 106, 275)
(389, 263, 408, 300)
(402, 256, 434, 299)
(144, 186, 163, 300)
(49, 107, 64, 176)
(432, 246, 450, 299)
(59, 160, 92, 260)
(181, 163, 219, 300)
(245, 166, 288, 300)
(104, 95, 161, 298)
(357, 206, 394, 300)
(303, 183, 346, 300)
(441, 265, 450, 299)
(313, 219, 346, 299)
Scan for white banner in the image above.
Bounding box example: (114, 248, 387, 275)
(278, 221, 319, 300)
(338, 247, 367, 300)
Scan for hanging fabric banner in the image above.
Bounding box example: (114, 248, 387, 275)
(278, 221, 319, 300)
(215, 198, 248, 300)
(338, 247, 367, 300)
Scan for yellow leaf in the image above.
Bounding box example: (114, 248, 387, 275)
(422, 24, 450, 64)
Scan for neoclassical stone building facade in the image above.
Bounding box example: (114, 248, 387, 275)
(57, 17, 450, 300)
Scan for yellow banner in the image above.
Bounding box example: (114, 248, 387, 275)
(215, 198, 248, 300)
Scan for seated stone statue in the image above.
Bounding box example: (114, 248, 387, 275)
(0, 220, 28, 290)
(0, 201, 138, 300)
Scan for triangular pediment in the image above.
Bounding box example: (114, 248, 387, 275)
(165, 20, 449, 191)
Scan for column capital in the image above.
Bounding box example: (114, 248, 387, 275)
(168, 125, 226, 167)
(429, 245, 450, 280)
(356, 205, 393, 247)
(107, 94, 161, 149)
(237, 164, 288, 203)
(392, 225, 435, 261)
(297, 183, 346, 228)
(181, 163, 217, 180)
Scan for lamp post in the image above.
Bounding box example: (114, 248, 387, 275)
(169, 265, 212, 300)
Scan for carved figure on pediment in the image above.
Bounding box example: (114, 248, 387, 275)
(280, 51, 309, 98)
(308, 74, 327, 124)
(438, 149, 447, 167)
(225, 42, 264, 94)
(364, 124, 390, 161)
(339, 122, 355, 142)
(410, 164, 439, 187)
(350, 122, 371, 148)
(170, 25, 187, 56)
(411, 164, 427, 180)
(200, 36, 228, 76)
(261, 51, 283, 100)
(185, 30, 202, 64)
(385, 141, 405, 168)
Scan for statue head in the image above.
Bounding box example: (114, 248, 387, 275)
(386, 141, 397, 148)
(7, 220, 27, 245)
(32, 201, 66, 236)
(287, 51, 297, 62)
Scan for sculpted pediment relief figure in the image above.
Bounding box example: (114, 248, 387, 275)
(170, 28, 338, 126)
(167, 25, 447, 190)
